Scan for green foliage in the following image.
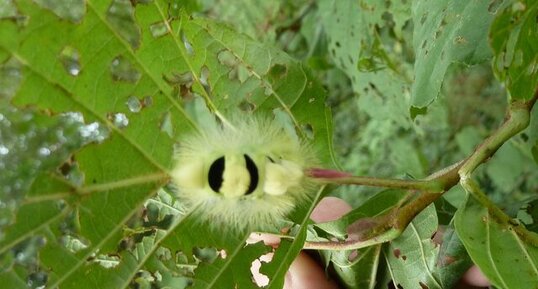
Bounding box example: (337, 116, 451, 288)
(384, 205, 440, 289)
(455, 195, 538, 288)
(490, 0, 538, 101)
(1, 0, 537, 289)
(411, 0, 498, 108)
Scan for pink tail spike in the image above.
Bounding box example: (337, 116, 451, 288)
(307, 168, 352, 179)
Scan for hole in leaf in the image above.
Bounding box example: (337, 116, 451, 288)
(250, 252, 273, 287)
(33, 0, 85, 23)
(300, 123, 314, 139)
(78, 121, 109, 143)
(126, 96, 142, 113)
(199, 66, 211, 95)
(0, 57, 23, 98)
(149, 21, 169, 38)
(217, 49, 238, 68)
(488, 0, 503, 13)
(106, 0, 141, 49)
(27, 271, 48, 288)
(193, 247, 219, 263)
(160, 111, 173, 137)
(263, 84, 274, 96)
(142, 95, 153, 107)
(163, 71, 194, 86)
(108, 112, 129, 128)
(59, 46, 81, 76)
(239, 100, 256, 112)
(90, 254, 120, 269)
(218, 249, 227, 259)
(0, 0, 19, 21)
(269, 64, 288, 80)
(60, 235, 90, 253)
(110, 55, 141, 83)
(180, 30, 194, 55)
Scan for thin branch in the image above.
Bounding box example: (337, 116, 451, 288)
(311, 174, 443, 192)
(309, 158, 464, 193)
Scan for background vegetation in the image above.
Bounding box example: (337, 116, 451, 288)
(0, 0, 537, 288)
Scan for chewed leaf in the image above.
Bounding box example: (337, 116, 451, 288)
(0, 0, 334, 288)
(411, 0, 497, 108)
(384, 204, 442, 289)
(455, 194, 538, 289)
(490, 1, 538, 101)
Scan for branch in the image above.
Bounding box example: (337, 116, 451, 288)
(459, 91, 538, 176)
(304, 90, 538, 251)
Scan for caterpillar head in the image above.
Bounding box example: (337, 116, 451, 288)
(171, 116, 316, 232)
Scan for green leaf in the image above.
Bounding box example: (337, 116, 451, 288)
(411, 0, 498, 108)
(0, 174, 74, 255)
(263, 189, 326, 289)
(323, 246, 381, 289)
(455, 194, 538, 289)
(384, 204, 442, 289)
(318, 0, 412, 127)
(314, 190, 406, 289)
(0, 0, 334, 288)
(315, 189, 406, 238)
(431, 225, 473, 289)
(490, 0, 538, 101)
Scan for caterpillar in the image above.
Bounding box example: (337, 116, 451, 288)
(171, 115, 317, 232)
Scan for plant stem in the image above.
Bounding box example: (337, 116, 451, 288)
(303, 228, 401, 250)
(458, 93, 537, 176)
(456, 92, 538, 246)
(314, 175, 443, 192)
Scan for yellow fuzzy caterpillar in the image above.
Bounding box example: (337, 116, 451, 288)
(171, 115, 317, 232)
